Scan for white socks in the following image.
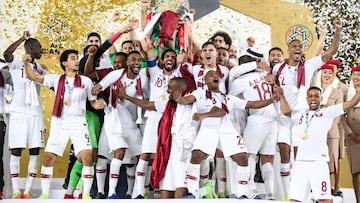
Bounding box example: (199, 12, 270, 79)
(186, 163, 200, 196)
(40, 166, 53, 195)
(81, 166, 94, 196)
(108, 159, 122, 196)
(95, 158, 107, 194)
(236, 165, 250, 197)
(24, 155, 39, 194)
(10, 155, 21, 194)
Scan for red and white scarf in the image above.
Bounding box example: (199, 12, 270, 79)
(52, 74, 82, 118)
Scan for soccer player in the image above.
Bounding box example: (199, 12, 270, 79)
(91, 51, 147, 199)
(3, 31, 47, 199)
(272, 19, 342, 201)
(23, 50, 105, 199)
(177, 70, 278, 199)
(289, 86, 360, 202)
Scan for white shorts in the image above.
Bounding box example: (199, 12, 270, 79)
(243, 116, 278, 155)
(141, 114, 162, 154)
(106, 126, 142, 157)
(289, 161, 331, 201)
(277, 116, 292, 145)
(45, 118, 92, 156)
(192, 118, 247, 158)
(97, 127, 111, 159)
(160, 137, 190, 191)
(8, 112, 45, 149)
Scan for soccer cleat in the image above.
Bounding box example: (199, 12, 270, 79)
(202, 181, 217, 198)
(284, 194, 290, 201)
(107, 193, 119, 199)
(218, 193, 226, 198)
(78, 193, 82, 199)
(62, 183, 68, 190)
(265, 193, 275, 200)
(251, 194, 263, 200)
(238, 195, 248, 200)
(95, 192, 106, 199)
(0, 191, 3, 199)
(182, 194, 196, 199)
(135, 195, 144, 199)
(125, 194, 132, 199)
(335, 191, 343, 197)
(22, 193, 32, 199)
(38, 193, 49, 199)
(12, 192, 22, 199)
(63, 194, 75, 199)
(144, 192, 150, 199)
(82, 194, 92, 199)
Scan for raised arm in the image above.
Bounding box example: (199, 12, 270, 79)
(140, 0, 150, 31)
(4, 31, 30, 62)
(22, 54, 44, 84)
(314, 24, 327, 56)
(84, 46, 99, 80)
(343, 91, 360, 112)
(107, 12, 121, 55)
(321, 19, 342, 62)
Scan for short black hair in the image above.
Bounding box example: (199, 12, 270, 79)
(24, 38, 41, 49)
(171, 77, 188, 92)
(121, 40, 134, 48)
(268, 47, 283, 56)
(115, 51, 128, 60)
(87, 32, 101, 41)
(60, 49, 78, 71)
(161, 49, 176, 60)
(209, 31, 232, 48)
(307, 86, 322, 94)
(201, 41, 216, 50)
(217, 47, 228, 53)
(128, 50, 142, 57)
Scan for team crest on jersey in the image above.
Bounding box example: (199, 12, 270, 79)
(315, 112, 323, 117)
(155, 77, 163, 87)
(299, 114, 304, 125)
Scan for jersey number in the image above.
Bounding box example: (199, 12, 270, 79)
(253, 81, 272, 100)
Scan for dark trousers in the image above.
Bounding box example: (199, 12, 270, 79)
(0, 119, 6, 192)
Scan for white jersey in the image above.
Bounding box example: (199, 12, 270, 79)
(99, 69, 148, 126)
(8, 58, 47, 115)
(272, 55, 323, 114)
(191, 89, 247, 125)
(43, 74, 95, 119)
(98, 54, 113, 70)
(294, 104, 344, 161)
(229, 71, 278, 119)
(228, 61, 258, 86)
(190, 64, 229, 93)
(146, 66, 180, 117)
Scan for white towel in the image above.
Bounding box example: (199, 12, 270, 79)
(347, 81, 360, 108)
(25, 80, 40, 106)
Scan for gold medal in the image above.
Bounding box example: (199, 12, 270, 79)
(5, 94, 13, 104)
(301, 132, 308, 140)
(64, 99, 72, 106)
(291, 85, 298, 93)
(159, 95, 167, 101)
